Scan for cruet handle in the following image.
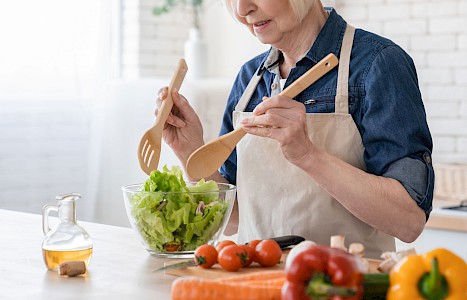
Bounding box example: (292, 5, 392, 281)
(42, 204, 58, 235)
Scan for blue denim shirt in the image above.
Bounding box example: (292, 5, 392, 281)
(219, 9, 434, 220)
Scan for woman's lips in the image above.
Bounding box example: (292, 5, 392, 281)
(253, 20, 271, 31)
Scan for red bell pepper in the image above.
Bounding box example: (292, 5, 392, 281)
(282, 244, 365, 300)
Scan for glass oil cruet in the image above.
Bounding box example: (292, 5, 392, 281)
(42, 193, 93, 270)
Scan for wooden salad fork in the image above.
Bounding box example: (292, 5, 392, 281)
(138, 59, 188, 175)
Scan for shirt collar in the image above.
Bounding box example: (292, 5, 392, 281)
(260, 8, 347, 71)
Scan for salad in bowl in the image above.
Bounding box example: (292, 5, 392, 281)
(122, 166, 236, 258)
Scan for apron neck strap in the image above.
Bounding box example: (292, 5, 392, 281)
(235, 24, 356, 113)
(335, 24, 355, 114)
(235, 66, 265, 112)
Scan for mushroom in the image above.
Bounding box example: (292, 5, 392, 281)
(349, 243, 365, 257)
(330, 235, 347, 251)
(377, 248, 416, 273)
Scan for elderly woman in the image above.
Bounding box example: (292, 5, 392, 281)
(156, 0, 434, 258)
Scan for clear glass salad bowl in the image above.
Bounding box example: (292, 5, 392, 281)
(122, 181, 236, 258)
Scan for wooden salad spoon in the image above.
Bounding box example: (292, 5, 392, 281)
(138, 59, 188, 175)
(186, 53, 339, 179)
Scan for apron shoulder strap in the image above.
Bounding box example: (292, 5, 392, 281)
(234, 66, 265, 112)
(335, 25, 356, 114)
(236, 25, 355, 114)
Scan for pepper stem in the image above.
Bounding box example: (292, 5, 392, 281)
(418, 257, 449, 300)
(306, 272, 357, 300)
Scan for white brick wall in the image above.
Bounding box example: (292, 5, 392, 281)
(332, 0, 467, 163)
(121, 0, 192, 78)
(0, 100, 91, 216)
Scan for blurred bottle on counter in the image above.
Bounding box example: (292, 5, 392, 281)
(41, 193, 93, 270)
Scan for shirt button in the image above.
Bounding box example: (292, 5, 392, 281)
(271, 83, 278, 90)
(424, 155, 432, 164)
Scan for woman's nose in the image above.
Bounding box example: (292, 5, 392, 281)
(235, 0, 255, 18)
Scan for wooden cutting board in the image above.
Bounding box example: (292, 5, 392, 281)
(165, 252, 287, 279)
(165, 252, 382, 279)
(166, 260, 285, 279)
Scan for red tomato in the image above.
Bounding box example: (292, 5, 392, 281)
(239, 244, 255, 267)
(218, 244, 246, 272)
(215, 240, 236, 253)
(194, 244, 218, 269)
(255, 239, 282, 267)
(246, 239, 262, 262)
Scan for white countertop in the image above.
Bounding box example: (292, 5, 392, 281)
(0, 209, 176, 300)
(2, 201, 466, 300)
(432, 207, 467, 217)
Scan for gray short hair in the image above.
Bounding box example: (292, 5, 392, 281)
(224, 0, 317, 22)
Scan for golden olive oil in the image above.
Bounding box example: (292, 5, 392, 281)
(42, 248, 93, 270)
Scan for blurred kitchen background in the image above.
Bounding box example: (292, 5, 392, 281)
(1, 0, 466, 251)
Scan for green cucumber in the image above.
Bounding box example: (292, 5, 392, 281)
(363, 273, 390, 300)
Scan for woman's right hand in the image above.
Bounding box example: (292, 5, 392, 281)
(155, 87, 204, 167)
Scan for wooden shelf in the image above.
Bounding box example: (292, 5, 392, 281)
(426, 199, 467, 233)
(426, 214, 467, 232)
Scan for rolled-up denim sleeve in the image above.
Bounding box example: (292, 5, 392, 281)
(383, 155, 435, 220)
(361, 44, 434, 220)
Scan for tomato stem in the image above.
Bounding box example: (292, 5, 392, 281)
(236, 252, 249, 265)
(195, 255, 206, 265)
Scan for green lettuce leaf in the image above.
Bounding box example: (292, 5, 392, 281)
(129, 165, 229, 251)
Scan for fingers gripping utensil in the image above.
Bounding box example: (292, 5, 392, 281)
(138, 59, 188, 175)
(186, 53, 339, 179)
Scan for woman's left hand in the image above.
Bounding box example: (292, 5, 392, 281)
(240, 95, 315, 165)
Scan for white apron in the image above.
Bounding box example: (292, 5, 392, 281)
(233, 25, 395, 259)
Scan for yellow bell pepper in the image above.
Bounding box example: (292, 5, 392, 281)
(387, 248, 467, 300)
